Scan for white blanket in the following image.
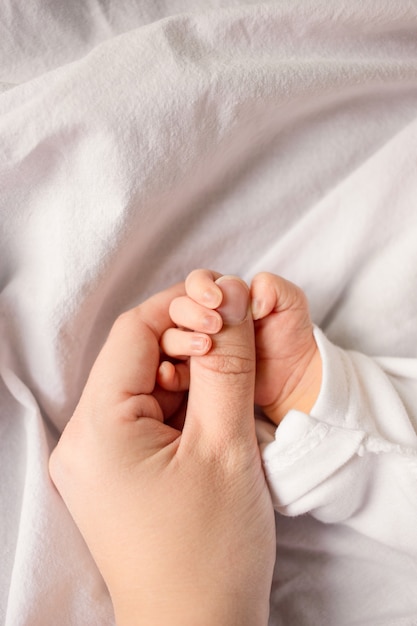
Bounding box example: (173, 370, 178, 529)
(1, 1, 417, 624)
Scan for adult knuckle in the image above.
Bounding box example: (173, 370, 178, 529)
(112, 308, 139, 333)
(202, 352, 254, 376)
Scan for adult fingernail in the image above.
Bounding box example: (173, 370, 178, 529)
(215, 276, 249, 325)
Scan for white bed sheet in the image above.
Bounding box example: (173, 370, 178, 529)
(1, 1, 417, 624)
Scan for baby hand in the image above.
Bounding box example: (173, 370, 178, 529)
(157, 269, 251, 392)
(251, 272, 322, 425)
(157, 269, 224, 393)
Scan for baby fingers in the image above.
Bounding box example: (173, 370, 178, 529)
(157, 360, 190, 392)
(250, 272, 307, 320)
(169, 296, 223, 334)
(185, 268, 223, 308)
(161, 328, 212, 358)
(157, 326, 211, 393)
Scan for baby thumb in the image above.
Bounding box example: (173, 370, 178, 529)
(183, 276, 256, 447)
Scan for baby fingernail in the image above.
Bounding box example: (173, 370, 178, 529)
(191, 335, 210, 353)
(202, 286, 222, 308)
(203, 314, 222, 332)
(215, 276, 249, 325)
(251, 298, 264, 320)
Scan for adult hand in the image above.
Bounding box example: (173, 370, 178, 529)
(49, 277, 276, 626)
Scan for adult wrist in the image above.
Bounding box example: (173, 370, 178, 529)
(112, 587, 270, 626)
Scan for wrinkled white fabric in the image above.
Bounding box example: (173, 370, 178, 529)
(1, 1, 417, 624)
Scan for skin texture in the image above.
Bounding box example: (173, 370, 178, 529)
(49, 277, 276, 626)
(160, 269, 322, 426)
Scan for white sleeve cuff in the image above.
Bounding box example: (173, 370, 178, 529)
(256, 327, 417, 541)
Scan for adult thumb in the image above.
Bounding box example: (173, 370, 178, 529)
(182, 276, 256, 448)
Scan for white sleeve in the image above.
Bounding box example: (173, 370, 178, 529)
(257, 326, 417, 555)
